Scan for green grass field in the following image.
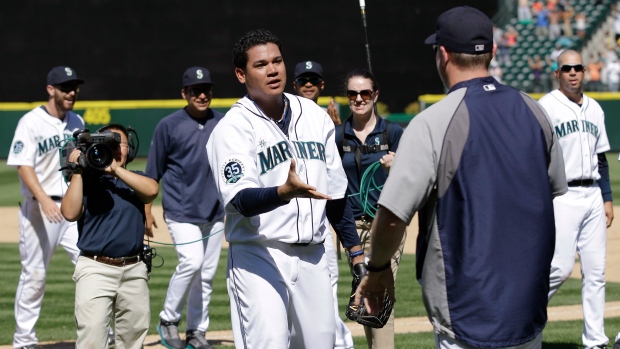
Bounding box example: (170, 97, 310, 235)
(2, 156, 620, 346)
(2, 244, 620, 347)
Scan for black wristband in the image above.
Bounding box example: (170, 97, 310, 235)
(366, 261, 391, 272)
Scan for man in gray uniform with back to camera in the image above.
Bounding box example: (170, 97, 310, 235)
(354, 6, 567, 349)
(146, 66, 225, 349)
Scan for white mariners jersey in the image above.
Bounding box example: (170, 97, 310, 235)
(206, 93, 347, 244)
(7, 106, 85, 198)
(538, 90, 610, 182)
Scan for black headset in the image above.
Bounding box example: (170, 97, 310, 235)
(96, 124, 140, 164)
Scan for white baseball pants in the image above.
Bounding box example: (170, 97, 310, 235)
(160, 217, 224, 332)
(14, 197, 79, 348)
(548, 186, 608, 349)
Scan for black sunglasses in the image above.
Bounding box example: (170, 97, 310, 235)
(55, 84, 79, 94)
(296, 76, 322, 86)
(187, 86, 212, 97)
(559, 64, 585, 73)
(347, 89, 374, 101)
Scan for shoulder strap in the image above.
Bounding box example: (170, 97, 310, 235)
(383, 120, 391, 151)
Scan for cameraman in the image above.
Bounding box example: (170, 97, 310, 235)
(61, 124, 158, 349)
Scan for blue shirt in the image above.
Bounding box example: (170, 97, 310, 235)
(146, 108, 224, 223)
(335, 116, 403, 219)
(77, 171, 148, 258)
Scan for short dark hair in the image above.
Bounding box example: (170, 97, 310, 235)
(449, 51, 493, 70)
(233, 29, 283, 69)
(343, 69, 380, 93)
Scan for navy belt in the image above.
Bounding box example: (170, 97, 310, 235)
(568, 179, 594, 187)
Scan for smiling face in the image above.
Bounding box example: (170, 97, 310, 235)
(347, 76, 378, 117)
(235, 42, 286, 103)
(293, 74, 324, 102)
(556, 51, 585, 95)
(47, 82, 79, 113)
(182, 83, 213, 117)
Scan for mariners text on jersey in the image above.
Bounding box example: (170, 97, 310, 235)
(38, 134, 71, 156)
(554, 119, 599, 139)
(258, 140, 326, 175)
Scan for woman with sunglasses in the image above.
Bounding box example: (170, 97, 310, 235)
(335, 69, 404, 349)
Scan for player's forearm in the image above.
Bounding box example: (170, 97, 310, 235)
(367, 206, 407, 270)
(231, 187, 287, 217)
(61, 174, 84, 221)
(326, 198, 362, 248)
(114, 167, 159, 204)
(17, 165, 49, 201)
(597, 152, 612, 202)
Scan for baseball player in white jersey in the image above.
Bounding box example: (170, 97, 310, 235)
(539, 50, 613, 349)
(7, 66, 85, 349)
(206, 29, 364, 349)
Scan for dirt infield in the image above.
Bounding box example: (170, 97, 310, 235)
(2, 205, 620, 348)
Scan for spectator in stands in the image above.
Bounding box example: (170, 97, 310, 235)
(613, 4, 620, 43)
(518, 0, 533, 24)
(532, 0, 544, 15)
(587, 55, 604, 92)
(549, 43, 564, 90)
(535, 6, 550, 39)
(528, 55, 548, 92)
(548, 9, 561, 40)
(495, 26, 511, 65)
(575, 12, 587, 39)
(606, 56, 620, 91)
(561, 4, 574, 37)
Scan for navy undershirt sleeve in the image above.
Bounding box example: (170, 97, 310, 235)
(230, 187, 287, 217)
(326, 197, 361, 248)
(597, 152, 612, 202)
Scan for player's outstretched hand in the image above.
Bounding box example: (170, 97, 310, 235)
(327, 99, 341, 126)
(277, 159, 332, 202)
(354, 267, 395, 315)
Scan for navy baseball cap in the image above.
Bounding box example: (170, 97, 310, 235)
(424, 6, 493, 54)
(294, 61, 323, 79)
(47, 66, 85, 85)
(182, 66, 213, 87)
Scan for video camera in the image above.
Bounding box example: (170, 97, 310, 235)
(63, 129, 121, 171)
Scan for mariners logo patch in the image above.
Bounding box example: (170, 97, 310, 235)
(222, 159, 245, 184)
(12, 141, 24, 155)
(197, 69, 204, 79)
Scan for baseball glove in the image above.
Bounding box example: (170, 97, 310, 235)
(346, 263, 394, 328)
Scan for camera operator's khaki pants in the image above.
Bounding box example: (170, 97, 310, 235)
(357, 220, 407, 349)
(73, 256, 150, 349)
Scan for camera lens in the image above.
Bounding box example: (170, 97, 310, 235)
(85, 144, 113, 170)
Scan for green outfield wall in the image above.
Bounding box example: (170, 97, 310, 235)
(6, 92, 619, 158)
(0, 97, 349, 158)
